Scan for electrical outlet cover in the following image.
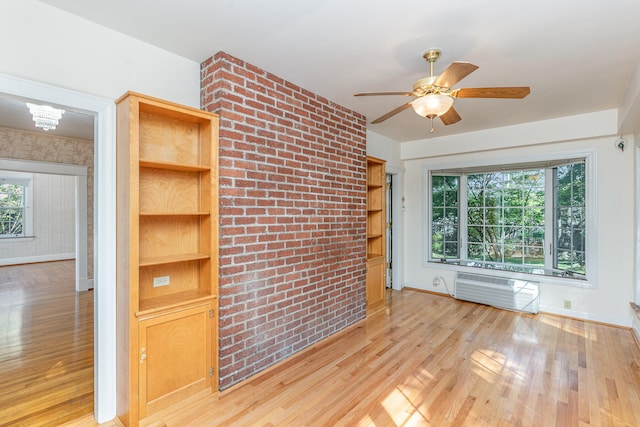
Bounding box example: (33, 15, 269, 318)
(153, 275, 170, 287)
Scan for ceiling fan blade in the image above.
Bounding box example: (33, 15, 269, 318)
(371, 102, 413, 124)
(434, 62, 479, 88)
(354, 91, 414, 97)
(439, 106, 461, 125)
(453, 87, 531, 98)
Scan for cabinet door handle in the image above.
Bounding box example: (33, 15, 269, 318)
(140, 347, 147, 364)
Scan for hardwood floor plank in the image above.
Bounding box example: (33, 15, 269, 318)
(0, 261, 93, 427)
(58, 289, 640, 427)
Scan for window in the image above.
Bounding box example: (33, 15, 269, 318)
(0, 173, 32, 238)
(429, 157, 590, 281)
(466, 169, 546, 267)
(553, 163, 585, 274)
(431, 175, 459, 259)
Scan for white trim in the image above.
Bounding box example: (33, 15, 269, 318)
(75, 174, 89, 291)
(0, 252, 74, 266)
(93, 90, 117, 424)
(459, 174, 468, 260)
(0, 236, 34, 242)
(424, 148, 598, 288)
(24, 174, 33, 238)
(0, 158, 88, 176)
(544, 172, 553, 268)
(0, 73, 116, 423)
(636, 146, 640, 305)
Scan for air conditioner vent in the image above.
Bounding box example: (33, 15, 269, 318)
(454, 272, 539, 314)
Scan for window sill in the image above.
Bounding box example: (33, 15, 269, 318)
(0, 236, 35, 242)
(428, 259, 595, 289)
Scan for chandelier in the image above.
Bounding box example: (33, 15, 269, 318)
(26, 103, 65, 131)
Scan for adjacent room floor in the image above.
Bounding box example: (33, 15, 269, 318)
(0, 260, 93, 427)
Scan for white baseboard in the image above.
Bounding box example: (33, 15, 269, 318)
(0, 253, 75, 266)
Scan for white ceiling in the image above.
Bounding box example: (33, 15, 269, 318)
(0, 95, 94, 140)
(24, 1, 640, 141)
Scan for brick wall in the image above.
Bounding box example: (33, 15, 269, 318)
(201, 51, 368, 389)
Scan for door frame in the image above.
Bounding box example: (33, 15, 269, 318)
(385, 165, 404, 291)
(0, 73, 117, 422)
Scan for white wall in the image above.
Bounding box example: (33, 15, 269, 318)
(0, 173, 76, 264)
(401, 110, 636, 327)
(1, 0, 201, 107)
(367, 130, 402, 171)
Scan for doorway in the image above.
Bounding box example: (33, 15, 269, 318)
(0, 114, 93, 424)
(0, 160, 90, 291)
(384, 167, 403, 292)
(385, 173, 392, 289)
(0, 73, 117, 423)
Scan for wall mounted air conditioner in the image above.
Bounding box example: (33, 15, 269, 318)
(454, 271, 539, 314)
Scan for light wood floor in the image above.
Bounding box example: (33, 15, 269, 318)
(0, 260, 93, 427)
(71, 287, 640, 427)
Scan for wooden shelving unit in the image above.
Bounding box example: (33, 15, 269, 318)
(115, 92, 219, 426)
(366, 156, 386, 316)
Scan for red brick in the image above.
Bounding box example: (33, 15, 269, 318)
(201, 51, 366, 391)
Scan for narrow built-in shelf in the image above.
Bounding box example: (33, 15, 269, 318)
(137, 291, 216, 316)
(140, 211, 210, 216)
(117, 92, 219, 423)
(140, 159, 210, 172)
(139, 252, 210, 267)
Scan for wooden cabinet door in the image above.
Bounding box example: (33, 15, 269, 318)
(138, 303, 212, 418)
(366, 257, 386, 315)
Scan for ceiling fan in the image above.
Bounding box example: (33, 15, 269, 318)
(354, 49, 530, 132)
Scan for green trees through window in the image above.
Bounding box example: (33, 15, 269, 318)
(467, 170, 545, 267)
(0, 182, 25, 237)
(430, 161, 586, 275)
(431, 175, 459, 259)
(553, 163, 586, 273)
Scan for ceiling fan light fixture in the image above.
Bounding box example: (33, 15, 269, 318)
(411, 94, 453, 118)
(26, 102, 65, 131)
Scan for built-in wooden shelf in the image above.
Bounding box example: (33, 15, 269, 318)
(139, 212, 210, 216)
(140, 159, 210, 172)
(366, 156, 386, 317)
(116, 91, 220, 426)
(139, 253, 210, 267)
(137, 291, 216, 316)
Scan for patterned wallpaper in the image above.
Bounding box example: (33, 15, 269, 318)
(0, 126, 94, 278)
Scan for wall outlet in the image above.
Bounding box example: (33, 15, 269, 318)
(563, 299, 572, 309)
(433, 276, 442, 287)
(153, 275, 170, 287)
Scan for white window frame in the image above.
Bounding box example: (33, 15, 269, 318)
(425, 149, 597, 288)
(0, 171, 33, 239)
